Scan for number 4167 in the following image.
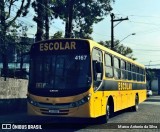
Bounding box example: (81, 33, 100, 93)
(75, 55, 87, 60)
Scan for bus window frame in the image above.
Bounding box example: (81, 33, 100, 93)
(113, 56, 121, 79)
(121, 59, 127, 80)
(92, 47, 103, 91)
(104, 53, 114, 78)
(126, 62, 132, 80)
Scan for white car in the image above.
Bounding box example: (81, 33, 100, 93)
(147, 90, 152, 97)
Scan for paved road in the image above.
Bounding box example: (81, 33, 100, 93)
(0, 96, 160, 132)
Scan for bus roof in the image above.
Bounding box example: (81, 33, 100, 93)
(87, 39, 145, 68)
(31, 38, 145, 68)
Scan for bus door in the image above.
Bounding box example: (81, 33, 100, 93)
(92, 48, 103, 116)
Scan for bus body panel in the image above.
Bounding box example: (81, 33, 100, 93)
(28, 38, 147, 118)
(28, 89, 95, 118)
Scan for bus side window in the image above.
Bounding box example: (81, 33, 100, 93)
(105, 53, 113, 78)
(132, 65, 136, 81)
(114, 57, 121, 79)
(121, 60, 126, 80)
(137, 67, 141, 81)
(127, 63, 132, 80)
(92, 48, 103, 81)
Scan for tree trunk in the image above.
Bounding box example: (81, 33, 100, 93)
(65, 0, 74, 38)
(35, 0, 44, 42)
(68, 0, 74, 38)
(0, 0, 8, 80)
(44, 0, 49, 40)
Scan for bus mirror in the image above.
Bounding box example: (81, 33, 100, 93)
(96, 62, 103, 73)
(93, 60, 103, 81)
(93, 60, 103, 73)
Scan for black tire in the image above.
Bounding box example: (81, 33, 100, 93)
(131, 95, 139, 112)
(105, 104, 110, 123)
(103, 100, 114, 123)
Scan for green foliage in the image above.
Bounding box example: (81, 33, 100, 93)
(0, 0, 31, 78)
(51, 31, 63, 39)
(32, 0, 45, 41)
(0, 0, 31, 52)
(50, 0, 114, 38)
(99, 40, 136, 60)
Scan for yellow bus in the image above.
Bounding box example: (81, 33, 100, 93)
(27, 39, 146, 122)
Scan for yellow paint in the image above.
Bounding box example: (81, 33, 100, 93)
(28, 39, 147, 118)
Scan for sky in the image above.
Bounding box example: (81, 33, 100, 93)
(16, 0, 160, 69)
(92, 0, 160, 68)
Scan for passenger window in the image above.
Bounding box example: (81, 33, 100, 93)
(92, 48, 102, 62)
(114, 57, 121, 79)
(127, 63, 132, 80)
(137, 67, 141, 81)
(92, 48, 103, 90)
(105, 54, 113, 78)
(132, 65, 136, 81)
(121, 60, 126, 80)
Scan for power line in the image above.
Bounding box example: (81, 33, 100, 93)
(133, 49, 160, 51)
(145, 64, 160, 66)
(142, 60, 160, 63)
(115, 13, 160, 35)
(129, 21, 160, 27)
(115, 13, 160, 19)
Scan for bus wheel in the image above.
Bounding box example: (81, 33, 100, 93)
(132, 95, 139, 112)
(105, 104, 110, 122)
(104, 100, 114, 123)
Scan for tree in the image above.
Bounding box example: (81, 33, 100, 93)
(32, 0, 45, 41)
(32, 0, 56, 41)
(72, 0, 114, 38)
(99, 40, 136, 60)
(51, 31, 63, 39)
(44, 0, 49, 40)
(0, 0, 31, 79)
(51, 0, 114, 38)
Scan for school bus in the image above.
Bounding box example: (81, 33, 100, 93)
(27, 39, 146, 122)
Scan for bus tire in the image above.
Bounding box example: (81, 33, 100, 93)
(103, 98, 114, 123)
(131, 95, 139, 112)
(105, 103, 110, 123)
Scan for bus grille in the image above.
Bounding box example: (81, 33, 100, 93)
(31, 101, 72, 115)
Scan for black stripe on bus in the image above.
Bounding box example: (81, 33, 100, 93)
(96, 80, 146, 91)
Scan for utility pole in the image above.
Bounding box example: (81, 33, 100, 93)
(65, 0, 74, 38)
(110, 13, 128, 50)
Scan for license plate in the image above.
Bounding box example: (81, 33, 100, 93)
(49, 109, 59, 113)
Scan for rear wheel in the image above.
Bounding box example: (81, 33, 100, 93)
(105, 104, 110, 122)
(131, 95, 139, 112)
(104, 99, 114, 123)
